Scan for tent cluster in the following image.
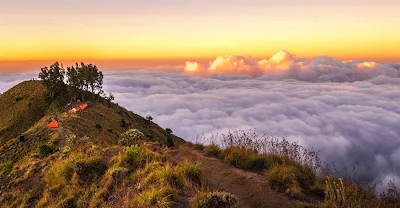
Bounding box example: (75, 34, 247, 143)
(65, 103, 88, 114)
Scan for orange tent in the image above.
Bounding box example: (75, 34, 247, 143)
(68, 108, 77, 114)
(48, 120, 59, 128)
(80, 103, 88, 110)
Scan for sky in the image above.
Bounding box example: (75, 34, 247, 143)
(1, 0, 400, 72)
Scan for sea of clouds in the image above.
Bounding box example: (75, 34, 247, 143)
(1, 51, 399, 187)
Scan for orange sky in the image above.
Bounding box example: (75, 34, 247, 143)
(1, 0, 400, 71)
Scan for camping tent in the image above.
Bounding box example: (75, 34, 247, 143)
(68, 108, 77, 114)
(67, 103, 88, 114)
(48, 120, 59, 128)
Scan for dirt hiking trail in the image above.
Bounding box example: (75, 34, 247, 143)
(170, 146, 298, 208)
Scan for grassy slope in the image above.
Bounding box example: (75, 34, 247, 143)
(0, 80, 191, 208)
(0, 80, 184, 163)
(63, 101, 185, 147)
(0, 81, 55, 163)
(0, 81, 50, 143)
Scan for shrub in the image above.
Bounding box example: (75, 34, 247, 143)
(120, 119, 127, 127)
(45, 157, 76, 187)
(166, 136, 174, 148)
(39, 144, 56, 156)
(118, 129, 145, 146)
(263, 154, 285, 168)
(130, 187, 177, 208)
(267, 164, 315, 198)
(193, 143, 205, 151)
(65, 134, 78, 148)
(190, 191, 237, 208)
(115, 145, 156, 170)
(321, 176, 399, 208)
(143, 165, 184, 188)
(0, 161, 13, 175)
(223, 147, 268, 171)
(95, 167, 129, 202)
(177, 161, 202, 184)
(166, 128, 173, 134)
(324, 176, 346, 207)
(146, 115, 153, 121)
(203, 144, 222, 157)
(95, 124, 102, 129)
(15, 96, 23, 102)
(75, 158, 108, 183)
(268, 165, 300, 191)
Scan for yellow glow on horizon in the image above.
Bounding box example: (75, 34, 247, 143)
(1, 2, 400, 63)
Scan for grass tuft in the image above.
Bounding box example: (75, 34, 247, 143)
(190, 191, 237, 208)
(203, 144, 222, 157)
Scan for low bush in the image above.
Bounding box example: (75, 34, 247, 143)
(120, 119, 127, 127)
(130, 187, 177, 208)
(114, 145, 156, 170)
(321, 176, 400, 208)
(118, 129, 145, 146)
(143, 164, 184, 188)
(223, 147, 268, 171)
(39, 144, 56, 156)
(177, 161, 202, 185)
(45, 157, 77, 188)
(145, 116, 153, 121)
(203, 144, 222, 157)
(95, 124, 102, 129)
(0, 161, 13, 174)
(268, 165, 300, 191)
(193, 143, 205, 151)
(165, 128, 173, 134)
(267, 164, 315, 198)
(190, 191, 237, 208)
(75, 158, 108, 183)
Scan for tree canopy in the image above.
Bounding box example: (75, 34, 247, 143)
(38, 62, 65, 100)
(39, 62, 104, 101)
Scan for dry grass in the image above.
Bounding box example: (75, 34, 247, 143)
(190, 191, 238, 208)
(203, 144, 222, 158)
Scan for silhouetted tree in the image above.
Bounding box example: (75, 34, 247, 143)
(146, 116, 153, 121)
(166, 128, 173, 134)
(66, 65, 80, 99)
(105, 93, 114, 107)
(66, 62, 104, 101)
(165, 128, 174, 147)
(38, 62, 65, 100)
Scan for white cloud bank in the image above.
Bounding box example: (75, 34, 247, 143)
(102, 69, 400, 186)
(185, 51, 400, 82)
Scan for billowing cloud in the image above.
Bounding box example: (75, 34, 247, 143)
(185, 51, 400, 82)
(102, 70, 400, 187)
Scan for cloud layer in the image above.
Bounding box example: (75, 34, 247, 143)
(102, 70, 400, 186)
(0, 72, 37, 92)
(185, 51, 400, 82)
